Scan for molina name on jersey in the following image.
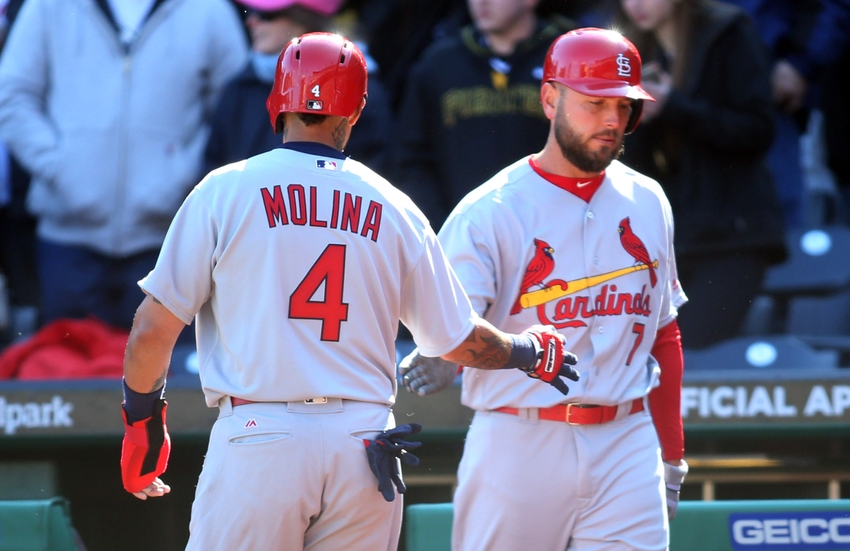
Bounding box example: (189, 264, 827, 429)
(260, 182, 383, 242)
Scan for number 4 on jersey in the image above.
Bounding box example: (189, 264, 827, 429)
(289, 244, 349, 341)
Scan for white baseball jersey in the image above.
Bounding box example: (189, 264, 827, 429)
(439, 156, 687, 410)
(140, 142, 476, 407)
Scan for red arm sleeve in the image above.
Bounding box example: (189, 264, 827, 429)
(648, 320, 684, 462)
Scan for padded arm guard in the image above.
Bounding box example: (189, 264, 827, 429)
(121, 399, 171, 494)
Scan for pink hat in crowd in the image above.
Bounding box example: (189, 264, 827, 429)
(236, 0, 344, 17)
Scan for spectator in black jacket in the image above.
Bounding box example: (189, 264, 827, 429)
(204, 0, 393, 176)
(391, 0, 575, 230)
(614, 0, 788, 349)
(721, 0, 850, 228)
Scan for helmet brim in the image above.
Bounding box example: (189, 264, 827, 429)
(560, 79, 656, 102)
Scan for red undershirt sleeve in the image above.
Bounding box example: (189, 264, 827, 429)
(649, 319, 685, 462)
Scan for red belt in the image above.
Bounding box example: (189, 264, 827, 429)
(494, 399, 644, 425)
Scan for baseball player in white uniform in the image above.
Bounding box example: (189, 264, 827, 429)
(401, 28, 689, 550)
(118, 32, 580, 551)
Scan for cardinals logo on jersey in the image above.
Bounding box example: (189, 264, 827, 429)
(618, 217, 657, 288)
(511, 220, 659, 325)
(511, 238, 555, 315)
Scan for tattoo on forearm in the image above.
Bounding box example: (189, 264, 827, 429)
(458, 331, 510, 369)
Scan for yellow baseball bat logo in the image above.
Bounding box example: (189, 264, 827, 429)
(519, 260, 658, 309)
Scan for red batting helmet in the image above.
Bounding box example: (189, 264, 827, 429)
(542, 28, 654, 134)
(266, 32, 367, 133)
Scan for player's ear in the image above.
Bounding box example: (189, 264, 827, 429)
(348, 96, 367, 127)
(540, 82, 559, 121)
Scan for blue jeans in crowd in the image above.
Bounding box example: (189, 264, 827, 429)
(36, 239, 159, 330)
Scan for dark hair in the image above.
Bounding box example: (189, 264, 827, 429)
(296, 112, 329, 126)
(274, 111, 329, 133)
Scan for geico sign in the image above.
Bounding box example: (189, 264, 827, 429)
(731, 512, 850, 549)
(682, 385, 850, 419)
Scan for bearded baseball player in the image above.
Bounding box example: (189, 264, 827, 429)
(119, 32, 579, 551)
(401, 28, 688, 550)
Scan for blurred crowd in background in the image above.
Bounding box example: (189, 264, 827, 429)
(0, 0, 847, 376)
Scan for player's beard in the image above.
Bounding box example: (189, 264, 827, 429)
(555, 115, 624, 173)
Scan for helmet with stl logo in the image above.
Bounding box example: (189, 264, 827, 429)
(542, 28, 654, 134)
(266, 32, 367, 133)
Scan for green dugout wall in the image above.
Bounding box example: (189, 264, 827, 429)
(405, 500, 850, 551)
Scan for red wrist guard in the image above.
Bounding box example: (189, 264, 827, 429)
(121, 399, 171, 493)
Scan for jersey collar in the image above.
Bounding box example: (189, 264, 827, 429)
(528, 157, 605, 203)
(282, 141, 347, 160)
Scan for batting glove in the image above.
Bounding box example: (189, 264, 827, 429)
(399, 348, 459, 396)
(517, 328, 580, 395)
(121, 399, 171, 494)
(664, 459, 688, 521)
(364, 423, 422, 502)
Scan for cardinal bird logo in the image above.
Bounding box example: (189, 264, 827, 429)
(618, 217, 657, 287)
(511, 238, 555, 315)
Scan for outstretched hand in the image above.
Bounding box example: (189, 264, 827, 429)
(519, 325, 580, 395)
(399, 348, 459, 396)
